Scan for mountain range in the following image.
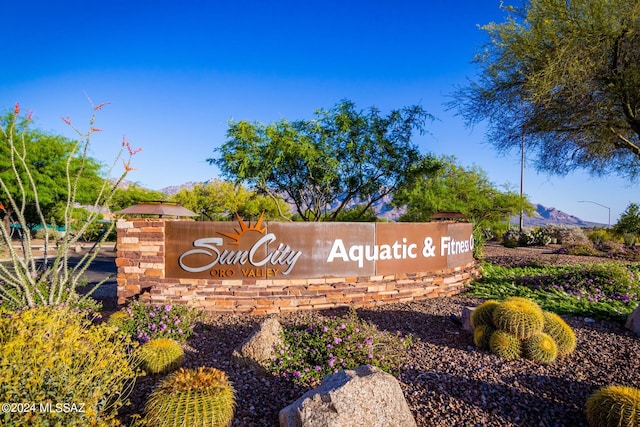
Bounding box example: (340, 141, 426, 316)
(510, 204, 604, 228)
(155, 179, 602, 227)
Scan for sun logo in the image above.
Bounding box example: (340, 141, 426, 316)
(218, 212, 267, 245)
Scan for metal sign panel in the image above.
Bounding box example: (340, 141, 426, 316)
(166, 219, 269, 280)
(165, 219, 473, 280)
(444, 222, 475, 268)
(374, 222, 449, 275)
(268, 222, 375, 278)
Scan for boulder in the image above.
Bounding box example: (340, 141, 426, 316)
(461, 306, 476, 333)
(231, 317, 284, 372)
(625, 303, 640, 336)
(279, 365, 416, 427)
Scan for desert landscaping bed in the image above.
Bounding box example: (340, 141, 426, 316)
(120, 243, 640, 426)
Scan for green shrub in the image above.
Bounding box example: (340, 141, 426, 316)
(471, 262, 640, 321)
(119, 300, 205, 343)
(107, 310, 131, 329)
(622, 233, 638, 247)
(502, 229, 521, 248)
(540, 263, 640, 304)
(82, 220, 117, 242)
(488, 223, 509, 243)
(473, 226, 486, 258)
(270, 309, 413, 387)
(614, 203, 640, 238)
(145, 367, 235, 427)
(518, 229, 536, 246)
(552, 226, 589, 245)
(0, 306, 140, 426)
(597, 241, 629, 259)
(586, 385, 640, 427)
(565, 242, 600, 256)
(137, 338, 184, 375)
(586, 228, 618, 246)
(529, 227, 553, 246)
(34, 226, 61, 241)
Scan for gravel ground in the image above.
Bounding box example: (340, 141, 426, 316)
(120, 243, 640, 427)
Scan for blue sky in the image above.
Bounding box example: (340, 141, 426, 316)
(0, 0, 634, 225)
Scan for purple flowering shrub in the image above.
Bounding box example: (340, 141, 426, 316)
(115, 300, 205, 343)
(515, 263, 640, 304)
(270, 309, 413, 387)
(597, 241, 640, 261)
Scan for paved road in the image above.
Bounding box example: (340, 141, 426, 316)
(2, 245, 119, 309)
(74, 254, 118, 308)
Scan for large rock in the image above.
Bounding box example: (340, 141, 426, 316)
(279, 365, 416, 427)
(231, 317, 284, 372)
(625, 303, 640, 336)
(461, 306, 475, 333)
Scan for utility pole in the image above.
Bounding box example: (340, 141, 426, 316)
(519, 132, 524, 231)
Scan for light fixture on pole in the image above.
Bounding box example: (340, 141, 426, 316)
(577, 200, 611, 227)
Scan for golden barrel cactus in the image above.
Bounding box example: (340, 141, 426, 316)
(492, 296, 545, 340)
(145, 367, 236, 427)
(522, 332, 558, 364)
(586, 385, 640, 427)
(471, 300, 500, 328)
(138, 338, 185, 375)
(473, 324, 495, 351)
(489, 330, 521, 361)
(543, 311, 577, 357)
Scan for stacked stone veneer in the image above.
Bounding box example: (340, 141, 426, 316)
(116, 218, 480, 315)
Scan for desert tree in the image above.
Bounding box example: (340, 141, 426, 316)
(170, 179, 290, 221)
(613, 202, 640, 239)
(453, 0, 640, 179)
(210, 100, 440, 221)
(393, 155, 532, 252)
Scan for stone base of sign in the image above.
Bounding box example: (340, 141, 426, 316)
(116, 218, 480, 314)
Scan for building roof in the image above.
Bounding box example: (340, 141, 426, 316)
(116, 201, 198, 217)
(430, 211, 468, 221)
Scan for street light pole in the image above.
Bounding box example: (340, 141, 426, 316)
(577, 200, 611, 227)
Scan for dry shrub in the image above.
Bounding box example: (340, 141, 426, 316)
(0, 306, 140, 426)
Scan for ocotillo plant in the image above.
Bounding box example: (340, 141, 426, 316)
(0, 100, 141, 309)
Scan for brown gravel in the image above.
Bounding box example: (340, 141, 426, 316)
(120, 243, 640, 427)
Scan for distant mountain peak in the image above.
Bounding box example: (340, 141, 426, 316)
(155, 180, 599, 226)
(511, 204, 603, 227)
(159, 178, 223, 195)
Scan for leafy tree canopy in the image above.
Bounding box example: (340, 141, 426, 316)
(210, 100, 439, 221)
(613, 202, 640, 236)
(393, 155, 532, 228)
(453, 0, 640, 180)
(0, 113, 104, 228)
(110, 185, 168, 212)
(332, 204, 379, 222)
(170, 180, 290, 221)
